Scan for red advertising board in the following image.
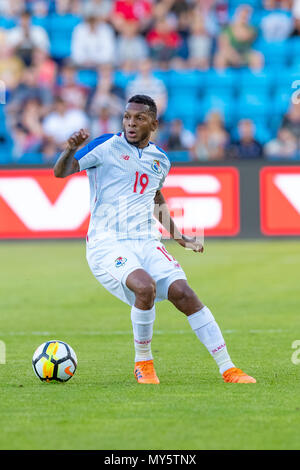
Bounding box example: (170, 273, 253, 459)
(0, 167, 240, 239)
(260, 166, 300, 235)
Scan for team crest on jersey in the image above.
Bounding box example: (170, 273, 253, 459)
(115, 256, 127, 268)
(121, 154, 130, 160)
(152, 159, 162, 174)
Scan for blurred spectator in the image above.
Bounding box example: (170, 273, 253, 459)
(56, 62, 89, 110)
(214, 5, 264, 71)
(71, 12, 116, 67)
(112, 0, 153, 34)
(264, 0, 292, 8)
(42, 97, 88, 147)
(7, 11, 50, 66)
(188, 13, 212, 70)
(153, 0, 191, 28)
(80, 0, 112, 21)
(0, 29, 24, 91)
(41, 137, 60, 164)
(191, 111, 228, 160)
(87, 65, 124, 118)
(0, 0, 25, 19)
(164, 118, 195, 151)
(7, 66, 53, 122)
(32, 48, 57, 90)
(226, 119, 263, 159)
(56, 0, 79, 15)
(261, 0, 293, 41)
(116, 22, 149, 71)
(126, 58, 168, 117)
(280, 103, 300, 145)
(30, 0, 49, 29)
(12, 98, 44, 160)
(291, 0, 300, 36)
(264, 128, 298, 159)
(146, 17, 182, 67)
(190, 124, 210, 161)
(90, 105, 121, 138)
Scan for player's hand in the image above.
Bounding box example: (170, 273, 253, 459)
(66, 129, 90, 150)
(177, 234, 204, 253)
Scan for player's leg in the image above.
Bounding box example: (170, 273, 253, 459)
(168, 280, 256, 383)
(86, 239, 159, 384)
(126, 269, 159, 384)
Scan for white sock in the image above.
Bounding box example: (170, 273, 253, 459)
(131, 305, 155, 362)
(188, 306, 235, 375)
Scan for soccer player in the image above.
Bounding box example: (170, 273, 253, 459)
(53, 94, 256, 384)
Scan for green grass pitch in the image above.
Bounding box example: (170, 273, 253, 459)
(0, 239, 300, 450)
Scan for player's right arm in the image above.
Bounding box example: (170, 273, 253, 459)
(53, 129, 90, 178)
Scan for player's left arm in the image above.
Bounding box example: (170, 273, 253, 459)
(154, 190, 204, 253)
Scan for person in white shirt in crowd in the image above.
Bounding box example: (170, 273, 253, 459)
(188, 12, 212, 70)
(43, 96, 88, 147)
(261, 0, 293, 42)
(126, 58, 167, 117)
(264, 128, 298, 159)
(79, 0, 112, 21)
(116, 21, 149, 72)
(71, 12, 116, 68)
(7, 10, 50, 65)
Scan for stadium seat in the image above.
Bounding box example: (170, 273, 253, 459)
(289, 37, 300, 66)
(113, 70, 137, 89)
(204, 68, 238, 97)
(153, 70, 171, 88)
(237, 90, 272, 120)
(76, 69, 98, 88)
(168, 70, 203, 96)
(32, 16, 50, 32)
(239, 69, 274, 95)
(273, 87, 293, 115)
(255, 39, 290, 67)
(16, 153, 44, 165)
(0, 17, 17, 29)
(163, 96, 198, 127)
(48, 13, 81, 59)
(168, 151, 190, 162)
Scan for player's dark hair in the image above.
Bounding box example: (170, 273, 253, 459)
(128, 95, 157, 118)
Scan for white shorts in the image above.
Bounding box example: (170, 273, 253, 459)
(86, 237, 187, 306)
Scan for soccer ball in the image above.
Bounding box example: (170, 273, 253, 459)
(32, 340, 77, 382)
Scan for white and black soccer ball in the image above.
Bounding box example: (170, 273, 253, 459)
(32, 340, 77, 382)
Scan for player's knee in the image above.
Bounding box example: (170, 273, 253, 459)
(135, 278, 156, 304)
(168, 281, 196, 304)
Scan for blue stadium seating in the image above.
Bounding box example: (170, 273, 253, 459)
(255, 39, 290, 67)
(239, 69, 274, 95)
(48, 13, 81, 59)
(199, 93, 236, 127)
(76, 69, 98, 88)
(113, 70, 137, 89)
(168, 151, 190, 162)
(203, 69, 238, 97)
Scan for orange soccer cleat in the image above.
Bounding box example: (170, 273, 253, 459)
(134, 359, 160, 384)
(223, 367, 256, 383)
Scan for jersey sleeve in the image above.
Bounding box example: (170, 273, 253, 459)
(158, 158, 171, 190)
(74, 133, 115, 171)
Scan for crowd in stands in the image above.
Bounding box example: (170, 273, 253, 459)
(0, 0, 300, 164)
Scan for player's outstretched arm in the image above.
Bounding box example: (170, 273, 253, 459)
(53, 129, 90, 178)
(154, 190, 204, 253)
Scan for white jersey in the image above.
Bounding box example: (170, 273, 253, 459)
(75, 132, 171, 244)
